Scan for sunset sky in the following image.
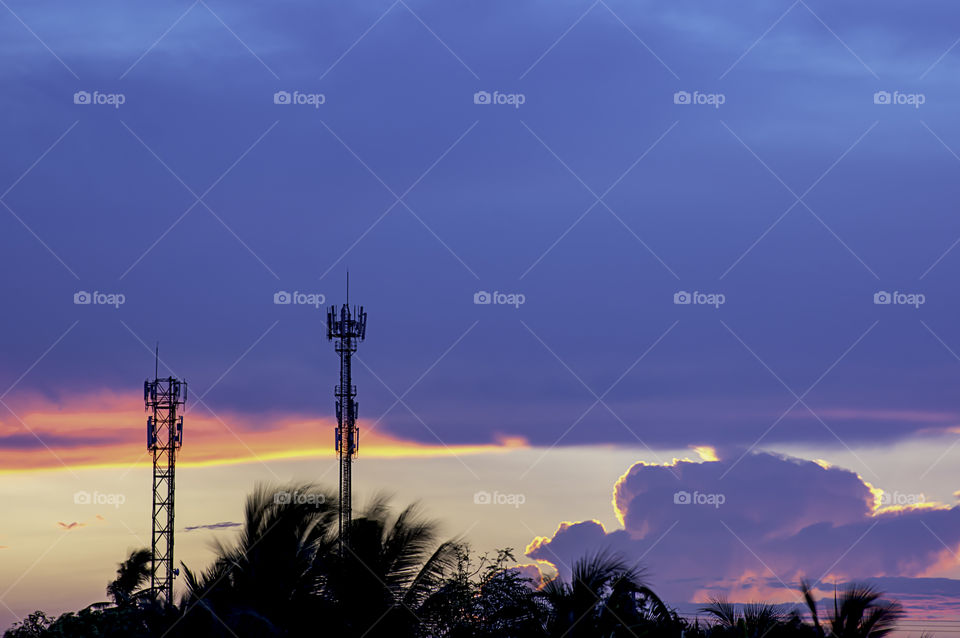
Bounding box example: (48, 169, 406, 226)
(3, 0, 960, 632)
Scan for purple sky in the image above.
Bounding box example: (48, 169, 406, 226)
(2, 0, 960, 630)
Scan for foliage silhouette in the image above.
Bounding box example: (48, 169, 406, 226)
(3, 484, 913, 638)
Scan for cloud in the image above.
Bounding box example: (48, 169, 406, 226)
(184, 521, 241, 532)
(56, 515, 107, 531)
(506, 564, 546, 588)
(526, 451, 960, 612)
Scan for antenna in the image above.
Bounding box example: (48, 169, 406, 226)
(327, 275, 366, 556)
(145, 358, 186, 605)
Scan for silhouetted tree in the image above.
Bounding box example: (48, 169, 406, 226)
(800, 580, 903, 638)
(106, 548, 153, 607)
(2, 484, 913, 638)
(419, 545, 545, 637)
(320, 495, 459, 637)
(701, 598, 804, 638)
(3, 612, 52, 638)
(539, 551, 677, 638)
(178, 482, 337, 637)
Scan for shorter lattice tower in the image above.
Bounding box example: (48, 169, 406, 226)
(144, 352, 186, 604)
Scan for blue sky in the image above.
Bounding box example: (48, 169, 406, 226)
(2, 0, 960, 449)
(3, 0, 960, 628)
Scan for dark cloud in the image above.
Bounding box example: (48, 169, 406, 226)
(184, 521, 241, 532)
(527, 451, 960, 610)
(0, 432, 120, 450)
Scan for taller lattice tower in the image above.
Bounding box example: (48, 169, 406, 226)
(327, 278, 367, 554)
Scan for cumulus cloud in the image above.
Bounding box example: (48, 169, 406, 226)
(526, 451, 960, 609)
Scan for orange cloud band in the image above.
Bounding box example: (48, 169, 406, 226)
(0, 390, 528, 474)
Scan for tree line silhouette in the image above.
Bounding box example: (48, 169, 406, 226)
(4, 482, 907, 638)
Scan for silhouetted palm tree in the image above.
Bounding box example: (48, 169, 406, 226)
(2, 480, 913, 638)
(540, 551, 674, 638)
(800, 580, 903, 638)
(322, 495, 459, 637)
(178, 485, 458, 638)
(179, 482, 337, 637)
(106, 548, 152, 607)
(701, 598, 800, 638)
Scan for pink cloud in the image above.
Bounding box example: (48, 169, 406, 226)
(526, 451, 960, 612)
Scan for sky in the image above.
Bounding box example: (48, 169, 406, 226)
(2, 0, 960, 631)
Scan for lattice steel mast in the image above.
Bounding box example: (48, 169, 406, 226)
(327, 276, 366, 554)
(144, 350, 185, 604)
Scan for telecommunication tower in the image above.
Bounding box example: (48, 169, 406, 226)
(144, 351, 186, 604)
(327, 277, 367, 554)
